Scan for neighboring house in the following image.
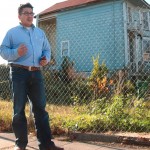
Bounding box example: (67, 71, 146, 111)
(36, 0, 150, 75)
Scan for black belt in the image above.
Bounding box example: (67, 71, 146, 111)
(10, 64, 41, 71)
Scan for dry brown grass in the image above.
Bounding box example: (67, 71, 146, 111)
(0, 100, 13, 131)
(0, 99, 74, 133)
(46, 104, 74, 116)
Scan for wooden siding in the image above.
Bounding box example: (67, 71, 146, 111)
(55, 1, 125, 71)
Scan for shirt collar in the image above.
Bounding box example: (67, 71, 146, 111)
(19, 23, 35, 29)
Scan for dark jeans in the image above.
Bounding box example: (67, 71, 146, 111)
(10, 66, 54, 149)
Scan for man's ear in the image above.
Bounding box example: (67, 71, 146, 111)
(18, 14, 21, 20)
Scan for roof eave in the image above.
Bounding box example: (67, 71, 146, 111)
(38, 0, 100, 17)
(37, 0, 150, 18)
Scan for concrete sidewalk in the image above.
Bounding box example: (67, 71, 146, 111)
(0, 132, 150, 150)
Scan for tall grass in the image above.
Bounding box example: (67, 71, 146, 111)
(0, 97, 150, 135)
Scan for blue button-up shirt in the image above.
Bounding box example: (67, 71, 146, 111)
(0, 24, 51, 67)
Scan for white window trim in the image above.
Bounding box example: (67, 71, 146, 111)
(61, 40, 70, 57)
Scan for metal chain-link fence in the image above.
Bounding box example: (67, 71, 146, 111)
(0, 2, 150, 135)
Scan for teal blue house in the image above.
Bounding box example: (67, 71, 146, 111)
(37, 0, 150, 74)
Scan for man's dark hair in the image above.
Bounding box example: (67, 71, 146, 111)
(18, 3, 33, 15)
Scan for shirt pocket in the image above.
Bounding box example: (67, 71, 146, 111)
(35, 35, 44, 48)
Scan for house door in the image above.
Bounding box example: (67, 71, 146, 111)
(129, 32, 136, 73)
(135, 35, 142, 72)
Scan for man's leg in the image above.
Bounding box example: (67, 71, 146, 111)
(11, 67, 28, 149)
(28, 71, 54, 148)
(28, 71, 63, 149)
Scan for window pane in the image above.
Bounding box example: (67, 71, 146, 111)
(143, 12, 149, 29)
(61, 41, 69, 57)
(128, 7, 132, 23)
(143, 39, 150, 52)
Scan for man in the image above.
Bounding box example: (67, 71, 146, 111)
(0, 3, 64, 150)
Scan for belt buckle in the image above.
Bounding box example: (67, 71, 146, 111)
(29, 66, 32, 71)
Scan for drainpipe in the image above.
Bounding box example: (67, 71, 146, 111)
(123, 1, 128, 67)
(36, 14, 39, 27)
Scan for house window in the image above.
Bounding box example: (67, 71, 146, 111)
(142, 12, 150, 30)
(61, 41, 69, 57)
(143, 38, 150, 61)
(143, 38, 150, 53)
(128, 7, 132, 23)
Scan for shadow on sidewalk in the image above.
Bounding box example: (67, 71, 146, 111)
(0, 135, 15, 142)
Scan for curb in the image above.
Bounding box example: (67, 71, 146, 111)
(72, 132, 150, 147)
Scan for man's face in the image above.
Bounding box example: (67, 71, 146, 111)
(18, 7, 34, 27)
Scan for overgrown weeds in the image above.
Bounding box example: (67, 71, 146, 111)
(0, 96, 150, 135)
